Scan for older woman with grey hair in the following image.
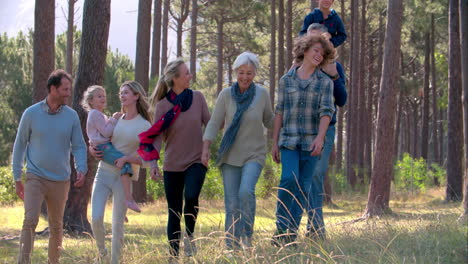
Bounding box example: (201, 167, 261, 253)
(202, 51, 274, 249)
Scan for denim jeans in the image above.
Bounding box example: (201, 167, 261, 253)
(96, 142, 133, 177)
(287, 126, 335, 235)
(275, 148, 318, 233)
(163, 163, 207, 256)
(221, 161, 263, 248)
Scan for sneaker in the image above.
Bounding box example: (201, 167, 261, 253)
(241, 236, 252, 248)
(305, 229, 326, 241)
(271, 230, 296, 247)
(184, 234, 197, 257)
(126, 200, 141, 213)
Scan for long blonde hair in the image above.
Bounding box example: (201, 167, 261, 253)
(149, 58, 186, 112)
(81, 85, 105, 112)
(120, 81, 151, 122)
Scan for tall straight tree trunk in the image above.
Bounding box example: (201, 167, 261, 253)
(161, 0, 170, 71)
(431, 13, 440, 167)
(365, 36, 375, 171)
(278, 0, 285, 77)
(346, 0, 360, 188)
(310, 0, 317, 10)
(66, 0, 111, 233)
(269, 0, 276, 106)
(394, 93, 403, 160)
(216, 18, 224, 95)
(190, 0, 198, 82)
(150, 0, 162, 79)
(446, 0, 463, 202)
(421, 32, 430, 160)
(66, 0, 76, 75)
(285, 0, 293, 70)
(364, 0, 404, 217)
(337, 109, 344, 171)
(357, 0, 366, 182)
(170, 0, 189, 57)
(460, 0, 468, 217)
(33, 0, 55, 103)
(133, 0, 152, 203)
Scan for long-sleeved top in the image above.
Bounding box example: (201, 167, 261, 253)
(203, 84, 274, 167)
(322, 61, 347, 125)
(12, 99, 87, 182)
(86, 109, 118, 145)
(299, 8, 347, 47)
(275, 67, 335, 151)
(154, 90, 210, 172)
(98, 114, 151, 180)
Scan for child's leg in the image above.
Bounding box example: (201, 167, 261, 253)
(121, 174, 141, 213)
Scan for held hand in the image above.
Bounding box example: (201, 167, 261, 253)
(150, 167, 162, 181)
(322, 62, 338, 77)
(272, 144, 281, 163)
(112, 112, 123, 119)
(201, 149, 210, 167)
(114, 156, 127, 168)
(15, 181, 24, 200)
(89, 145, 103, 160)
(310, 137, 324, 156)
(74, 172, 86, 187)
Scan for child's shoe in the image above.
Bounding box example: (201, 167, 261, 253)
(126, 200, 141, 213)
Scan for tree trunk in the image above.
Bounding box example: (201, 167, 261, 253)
(66, 0, 76, 76)
(346, 0, 360, 188)
(366, 36, 375, 172)
(337, 109, 344, 171)
(269, 0, 276, 106)
(421, 32, 430, 160)
(459, 0, 468, 217)
(161, 0, 170, 71)
(66, 0, 111, 234)
(133, 0, 152, 203)
(446, 0, 463, 202)
(364, 0, 404, 217)
(216, 18, 224, 95)
(310, 0, 317, 10)
(33, 0, 55, 103)
(357, 0, 366, 183)
(150, 0, 162, 79)
(285, 0, 293, 70)
(278, 0, 285, 77)
(190, 0, 198, 82)
(170, 0, 189, 57)
(431, 13, 440, 167)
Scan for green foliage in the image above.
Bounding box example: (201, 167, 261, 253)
(394, 153, 445, 192)
(0, 166, 18, 204)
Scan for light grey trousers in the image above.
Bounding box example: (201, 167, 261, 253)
(91, 166, 127, 264)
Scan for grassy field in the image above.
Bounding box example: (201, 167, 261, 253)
(0, 188, 466, 264)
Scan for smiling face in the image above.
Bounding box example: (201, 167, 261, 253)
(89, 89, 107, 112)
(236, 64, 256, 91)
(172, 63, 192, 90)
(119, 85, 139, 109)
(318, 0, 334, 10)
(50, 77, 72, 105)
(303, 42, 324, 67)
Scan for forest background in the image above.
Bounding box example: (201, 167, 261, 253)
(0, 0, 467, 262)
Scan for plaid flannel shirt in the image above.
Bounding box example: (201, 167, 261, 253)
(275, 67, 335, 151)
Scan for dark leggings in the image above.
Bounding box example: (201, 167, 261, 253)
(163, 163, 207, 256)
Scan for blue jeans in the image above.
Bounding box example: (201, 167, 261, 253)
(288, 126, 335, 234)
(221, 161, 263, 248)
(96, 142, 133, 177)
(275, 148, 318, 233)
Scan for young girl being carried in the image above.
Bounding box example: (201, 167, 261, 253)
(82, 85, 141, 213)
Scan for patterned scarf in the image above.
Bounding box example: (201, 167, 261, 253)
(217, 82, 256, 162)
(138, 89, 193, 161)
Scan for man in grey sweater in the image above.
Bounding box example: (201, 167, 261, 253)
(12, 69, 87, 264)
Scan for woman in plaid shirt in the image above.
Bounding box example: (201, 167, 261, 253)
(271, 34, 336, 245)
